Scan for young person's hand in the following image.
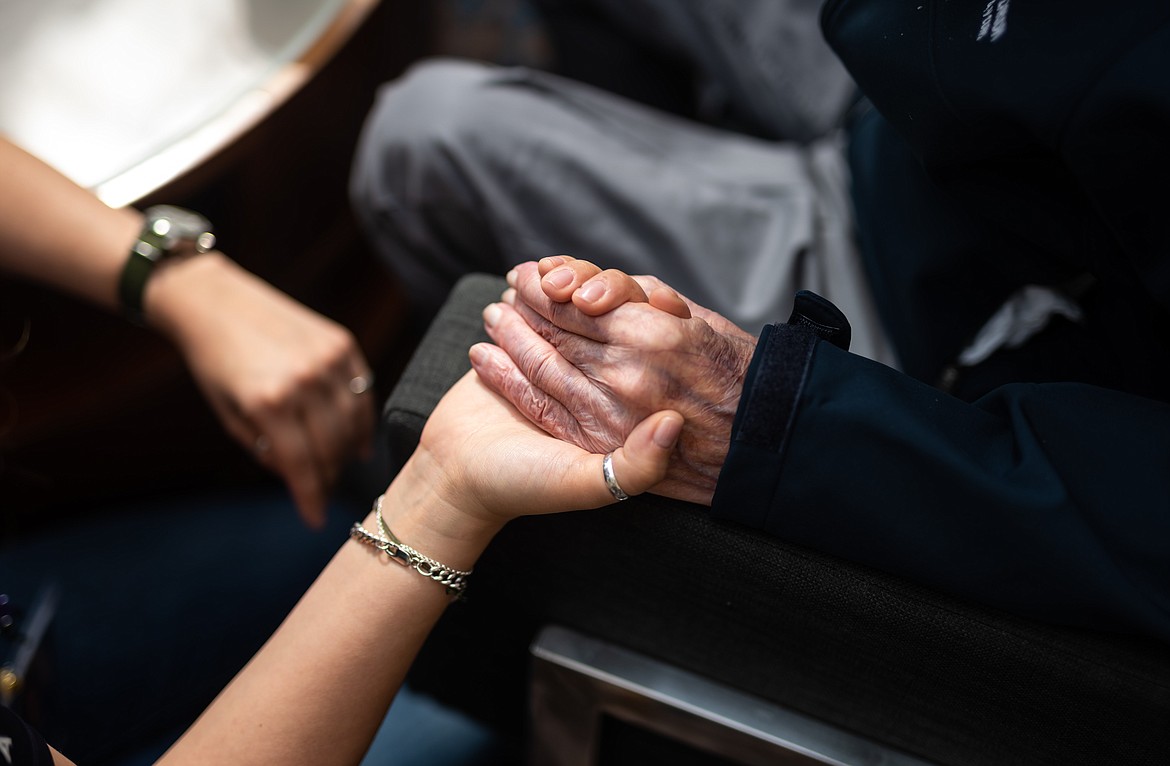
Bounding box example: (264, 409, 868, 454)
(146, 254, 376, 528)
(378, 369, 683, 566)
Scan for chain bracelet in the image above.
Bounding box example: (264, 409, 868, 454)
(350, 522, 471, 598)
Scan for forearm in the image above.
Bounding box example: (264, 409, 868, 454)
(141, 251, 274, 342)
(0, 136, 141, 309)
(0, 137, 253, 334)
(160, 543, 443, 766)
(159, 455, 499, 766)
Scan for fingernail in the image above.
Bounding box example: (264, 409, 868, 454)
(653, 415, 683, 449)
(468, 343, 486, 365)
(545, 268, 573, 289)
(501, 287, 516, 305)
(577, 280, 605, 303)
(505, 268, 518, 287)
(483, 303, 502, 327)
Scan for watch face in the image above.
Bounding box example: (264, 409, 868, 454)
(123, 206, 215, 320)
(143, 205, 215, 251)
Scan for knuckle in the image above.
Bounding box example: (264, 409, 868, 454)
(516, 344, 556, 383)
(529, 348, 563, 384)
(324, 330, 357, 368)
(533, 322, 559, 345)
(244, 381, 297, 416)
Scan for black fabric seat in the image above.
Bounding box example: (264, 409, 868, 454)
(384, 274, 1170, 766)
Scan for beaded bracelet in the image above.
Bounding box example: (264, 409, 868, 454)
(349, 496, 472, 598)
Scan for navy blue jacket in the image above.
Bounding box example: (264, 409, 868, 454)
(712, 0, 1170, 641)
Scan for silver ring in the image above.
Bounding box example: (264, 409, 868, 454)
(254, 435, 271, 454)
(602, 453, 629, 502)
(349, 375, 373, 395)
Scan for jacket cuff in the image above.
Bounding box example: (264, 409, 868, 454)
(711, 290, 852, 530)
(711, 322, 819, 529)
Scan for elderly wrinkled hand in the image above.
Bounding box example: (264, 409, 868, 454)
(146, 254, 376, 528)
(470, 256, 758, 505)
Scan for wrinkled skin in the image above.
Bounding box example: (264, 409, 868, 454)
(471, 257, 758, 505)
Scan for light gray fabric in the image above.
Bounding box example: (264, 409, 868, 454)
(351, 58, 895, 365)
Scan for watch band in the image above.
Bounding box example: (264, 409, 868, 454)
(118, 205, 215, 324)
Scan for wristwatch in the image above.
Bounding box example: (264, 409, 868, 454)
(118, 205, 216, 323)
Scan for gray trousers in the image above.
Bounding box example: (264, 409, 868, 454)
(350, 56, 894, 364)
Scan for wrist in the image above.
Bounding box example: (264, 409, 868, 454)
(119, 205, 217, 324)
(377, 450, 506, 573)
(140, 250, 239, 337)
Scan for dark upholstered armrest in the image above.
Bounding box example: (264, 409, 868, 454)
(384, 274, 1170, 766)
(382, 273, 498, 466)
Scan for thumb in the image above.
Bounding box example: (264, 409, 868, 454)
(601, 410, 683, 502)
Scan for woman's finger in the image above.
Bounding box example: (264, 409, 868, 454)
(341, 359, 377, 460)
(254, 407, 330, 529)
(331, 338, 375, 455)
(301, 387, 350, 488)
(513, 407, 683, 513)
(608, 409, 683, 497)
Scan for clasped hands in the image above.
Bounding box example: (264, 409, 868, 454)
(469, 255, 757, 506)
(373, 255, 760, 559)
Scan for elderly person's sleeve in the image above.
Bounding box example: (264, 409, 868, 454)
(712, 329, 1170, 642)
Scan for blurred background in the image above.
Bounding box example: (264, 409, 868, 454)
(0, 0, 549, 532)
